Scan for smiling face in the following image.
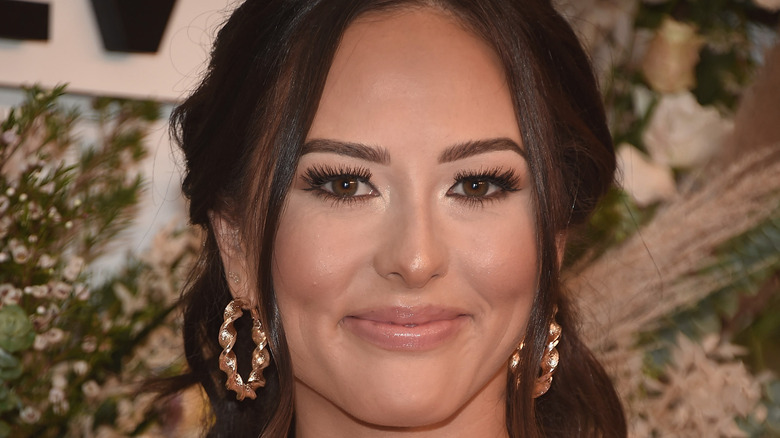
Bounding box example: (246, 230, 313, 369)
(272, 7, 537, 436)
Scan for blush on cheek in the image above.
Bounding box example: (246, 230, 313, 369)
(460, 231, 538, 305)
(273, 220, 368, 305)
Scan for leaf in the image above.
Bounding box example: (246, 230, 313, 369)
(0, 348, 21, 381)
(0, 384, 19, 413)
(0, 305, 34, 353)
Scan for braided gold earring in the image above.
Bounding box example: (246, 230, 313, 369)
(218, 299, 271, 400)
(509, 310, 562, 398)
(533, 318, 561, 397)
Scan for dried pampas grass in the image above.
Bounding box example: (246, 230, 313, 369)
(566, 141, 779, 438)
(567, 145, 779, 356)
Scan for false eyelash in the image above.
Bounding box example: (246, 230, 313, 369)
(300, 164, 375, 204)
(453, 167, 521, 192)
(451, 167, 522, 207)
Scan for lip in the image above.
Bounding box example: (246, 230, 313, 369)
(341, 306, 469, 351)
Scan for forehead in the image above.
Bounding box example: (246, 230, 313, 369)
(306, 7, 521, 150)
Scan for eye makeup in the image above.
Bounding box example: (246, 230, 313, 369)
(447, 167, 522, 207)
(301, 164, 377, 205)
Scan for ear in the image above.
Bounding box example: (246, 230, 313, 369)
(210, 211, 255, 306)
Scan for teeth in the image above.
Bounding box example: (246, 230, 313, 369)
(404, 324, 417, 328)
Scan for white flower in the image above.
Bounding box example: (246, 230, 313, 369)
(9, 238, 30, 264)
(53, 400, 70, 415)
(33, 335, 49, 351)
(616, 144, 677, 207)
(0, 284, 22, 305)
(0, 196, 9, 215)
(28, 201, 43, 220)
(24, 284, 48, 298)
(49, 387, 66, 404)
(52, 373, 68, 389)
(0, 252, 8, 263)
(643, 92, 734, 168)
(72, 360, 89, 376)
(44, 328, 66, 344)
(63, 256, 85, 281)
(19, 406, 41, 424)
(82, 380, 101, 400)
(633, 334, 763, 437)
(753, 0, 780, 11)
(3, 289, 22, 305)
(81, 336, 97, 353)
(38, 254, 56, 269)
(49, 281, 72, 300)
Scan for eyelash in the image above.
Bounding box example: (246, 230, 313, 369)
(449, 167, 521, 207)
(300, 165, 521, 206)
(301, 164, 376, 205)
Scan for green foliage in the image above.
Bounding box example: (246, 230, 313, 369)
(0, 306, 34, 353)
(0, 85, 190, 436)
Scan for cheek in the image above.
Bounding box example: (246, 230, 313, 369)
(457, 206, 538, 305)
(271, 202, 372, 321)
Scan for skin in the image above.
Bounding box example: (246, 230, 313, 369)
(218, 7, 538, 438)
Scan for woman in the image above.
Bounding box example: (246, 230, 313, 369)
(171, 0, 626, 436)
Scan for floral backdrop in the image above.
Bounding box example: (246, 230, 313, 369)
(1, 0, 779, 436)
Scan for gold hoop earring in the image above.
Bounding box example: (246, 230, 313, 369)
(509, 311, 562, 398)
(218, 299, 271, 400)
(534, 318, 561, 398)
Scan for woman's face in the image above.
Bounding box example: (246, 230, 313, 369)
(273, 8, 537, 435)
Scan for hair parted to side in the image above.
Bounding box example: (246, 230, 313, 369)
(171, 0, 626, 436)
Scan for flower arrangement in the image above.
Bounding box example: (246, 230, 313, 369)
(0, 86, 199, 437)
(557, 0, 780, 436)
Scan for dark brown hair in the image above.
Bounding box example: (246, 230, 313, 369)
(171, 0, 626, 436)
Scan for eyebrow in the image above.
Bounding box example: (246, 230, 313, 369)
(301, 137, 525, 165)
(302, 139, 391, 165)
(438, 138, 526, 163)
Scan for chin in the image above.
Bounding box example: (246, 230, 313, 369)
(351, 400, 459, 430)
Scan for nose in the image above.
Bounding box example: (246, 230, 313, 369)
(373, 201, 449, 289)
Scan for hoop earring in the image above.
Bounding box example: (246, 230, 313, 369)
(509, 311, 562, 398)
(218, 299, 271, 400)
(534, 318, 561, 398)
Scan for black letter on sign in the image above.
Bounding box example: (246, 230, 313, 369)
(0, 0, 50, 40)
(90, 0, 176, 53)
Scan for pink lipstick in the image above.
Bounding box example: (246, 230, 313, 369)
(341, 306, 469, 351)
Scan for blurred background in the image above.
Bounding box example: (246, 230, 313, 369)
(0, 0, 778, 436)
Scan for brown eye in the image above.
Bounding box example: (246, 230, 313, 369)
(329, 178, 360, 197)
(460, 180, 489, 197)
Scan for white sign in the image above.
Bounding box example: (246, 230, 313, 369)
(0, 0, 235, 102)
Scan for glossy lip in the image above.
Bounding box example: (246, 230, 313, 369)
(341, 306, 470, 351)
